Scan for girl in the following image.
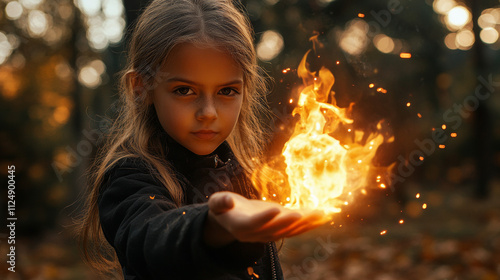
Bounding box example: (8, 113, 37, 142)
(78, 0, 324, 279)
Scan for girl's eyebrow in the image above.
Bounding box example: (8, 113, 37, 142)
(165, 77, 243, 87)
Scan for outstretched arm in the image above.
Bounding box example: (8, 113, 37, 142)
(204, 191, 327, 248)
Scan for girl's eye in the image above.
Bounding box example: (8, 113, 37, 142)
(219, 87, 239, 96)
(173, 87, 194, 96)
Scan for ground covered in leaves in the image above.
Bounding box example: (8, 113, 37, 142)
(1, 180, 499, 280)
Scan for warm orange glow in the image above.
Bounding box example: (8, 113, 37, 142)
(417, 113, 422, 118)
(358, 13, 365, 18)
(289, 98, 293, 104)
(336, 61, 340, 65)
(442, 124, 447, 130)
(282, 68, 291, 73)
(399, 219, 404, 224)
(422, 203, 427, 209)
(416, 193, 420, 198)
(379, 183, 386, 189)
(419, 156, 424, 161)
(451, 132, 457, 137)
(252, 37, 393, 216)
(150, 195, 155, 199)
(406, 102, 411, 107)
(380, 230, 387, 235)
(439, 144, 445, 149)
(376, 87, 387, 94)
(400, 53, 412, 58)
(369, 83, 375, 88)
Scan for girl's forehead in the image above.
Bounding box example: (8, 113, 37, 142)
(159, 43, 243, 84)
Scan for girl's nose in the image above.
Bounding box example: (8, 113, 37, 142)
(196, 96, 217, 120)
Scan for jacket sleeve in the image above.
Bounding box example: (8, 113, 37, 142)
(98, 158, 266, 279)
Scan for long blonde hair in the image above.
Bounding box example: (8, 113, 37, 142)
(76, 0, 271, 276)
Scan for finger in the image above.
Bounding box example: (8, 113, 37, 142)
(208, 192, 235, 215)
(258, 213, 302, 235)
(246, 207, 281, 228)
(283, 220, 324, 238)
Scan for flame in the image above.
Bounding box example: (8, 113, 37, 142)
(252, 36, 393, 217)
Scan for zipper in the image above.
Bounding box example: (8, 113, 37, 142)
(268, 242, 277, 280)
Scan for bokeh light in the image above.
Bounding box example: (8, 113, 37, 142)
(5, 1, 24, 20)
(257, 30, 284, 61)
(339, 19, 369, 56)
(444, 33, 458, 50)
(20, 0, 42, 10)
(75, 0, 125, 51)
(28, 10, 49, 37)
(445, 6, 471, 30)
(0, 32, 15, 64)
(78, 59, 106, 88)
(455, 29, 474, 50)
(480, 27, 499, 44)
(433, 0, 457, 15)
(373, 34, 395, 54)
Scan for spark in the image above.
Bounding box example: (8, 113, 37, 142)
(442, 124, 447, 130)
(289, 98, 293, 104)
(400, 53, 412, 58)
(419, 156, 424, 161)
(150, 195, 155, 199)
(377, 87, 387, 94)
(451, 132, 457, 137)
(422, 203, 427, 209)
(380, 230, 387, 235)
(369, 83, 375, 88)
(399, 219, 404, 224)
(282, 67, 291, 73)
(406, 102, 411, 107)
(336, 61, 340, 65)
(182, 211, 186, 215)
(380, 183, 386, 189)
(416, 193, 420, 198)
(417, 113, 422, 118)
(439, 144, 445, 149)
(358, 13, 365, 18)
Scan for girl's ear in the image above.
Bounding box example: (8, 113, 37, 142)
(126, 71, 153, 105)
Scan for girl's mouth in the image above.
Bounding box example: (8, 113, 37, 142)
(192, 130, 219, 140)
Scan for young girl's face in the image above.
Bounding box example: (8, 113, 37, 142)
(152, 43, 244, 155)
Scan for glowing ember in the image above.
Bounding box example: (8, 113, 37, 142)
(416, 193, 420, 198)
(380, 230, 387, 235)
(419, 156, 424, 161)
(439, 144, 445, 149)
(406, 102, 411, 107)
(150, 195, 155, 199)
(451, 132, 457, 137)
(377, 87, 387, 94)
(422, 203, 427, 209)
(283, 68, 291, 74)
(369, 83, 375, 88)
(252, 36, 393, 217)
(358, 13, 365, 18)
(289, 98, 294, 104)
(399, 219, 404, 224)
(442, 124, 447, 129)
(400, 52, 412, 58)
(417, 113, 422, 118)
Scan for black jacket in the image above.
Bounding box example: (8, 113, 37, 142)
(98, 138, 284, 280)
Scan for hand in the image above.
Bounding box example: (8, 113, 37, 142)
(204, 192, 328, 247)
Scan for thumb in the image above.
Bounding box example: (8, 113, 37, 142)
(208, 192, 235, 215)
